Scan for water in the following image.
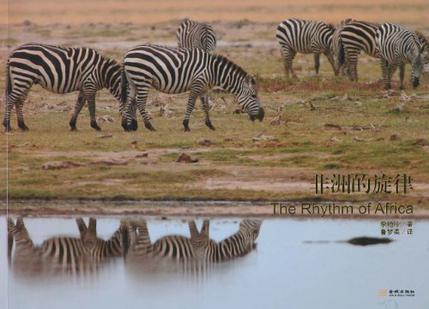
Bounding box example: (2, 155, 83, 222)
(2, 217, 429, 309)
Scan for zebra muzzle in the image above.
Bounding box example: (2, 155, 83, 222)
(412, 78, 420, 88)
(257, 107, 265, 122)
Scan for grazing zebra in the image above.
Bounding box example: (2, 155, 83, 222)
(125, 219, 261, 263)
(3, 43, 125, 132)
(176, 18, 217, 52)
(8, 217, 127, 275)
(276, 18, 338, 78)
(332, 20, 380, 81)
(376, 23, 425, 89)
(120, 45, 264, 132)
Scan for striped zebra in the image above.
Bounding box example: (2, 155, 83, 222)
(120, 45, 264, 132)
(8, 217, 127, 275)
(188, 219, 262, 262)
(125, 219, 261, 263)
(176, 18, 217, 52)
(3, 43, 125, 132)
(376, 23, 425, 89)
(125, 219, 196, 261)
(276, 18, 338, 78)
(332, 20, 380, 81)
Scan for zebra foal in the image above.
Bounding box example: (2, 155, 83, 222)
(120, 45, 264, 132)
(276, 18, 338, 78)
(376, 23, 425, 89)
(3, 43, 124, 131)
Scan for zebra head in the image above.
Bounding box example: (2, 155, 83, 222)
(239, 219, 262, 243)
(330, 19, 353, 73)
(410, 44, 425, 88)
(238, 76, 264, 122)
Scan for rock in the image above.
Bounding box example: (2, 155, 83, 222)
(177, 153, 198, 163)
(414, 138, 429, 146)
(23, 20, 32, 26)
(135, 152, 148, 158)
(42, 161, 82, 170)
(390, 134, 401, 141)
(198, 139, 214, 146)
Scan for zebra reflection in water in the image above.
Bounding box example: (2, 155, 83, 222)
(123, 219, 262, 277)
(7, 217, 127, 277)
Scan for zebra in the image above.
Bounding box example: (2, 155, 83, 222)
(120, 45, 264, 132)
(3, 43, 125, 132)
(125, 219, 261, 263)
(276, 18, 338, 78)
(331, 20, 380, 81)
(176, 18, 217, 52)
(125, 219, 196, 261)
(375, 23, 425, 89)
(188, 219, 262, 262)
(8, 217, 127, 275)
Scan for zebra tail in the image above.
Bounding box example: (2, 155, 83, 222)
(120, 66, 128, 107)
(338, 41, 345, 66)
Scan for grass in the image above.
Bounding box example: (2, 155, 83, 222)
(1, 21, 429, 208)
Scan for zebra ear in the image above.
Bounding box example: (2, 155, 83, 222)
(76, 218, 87, 234)
(200, 220, 210, 238)
(188, 221, 199, 239)
(88, 218, 97, 235)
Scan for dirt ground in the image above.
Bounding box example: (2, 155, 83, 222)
(1, 1, 429, 215)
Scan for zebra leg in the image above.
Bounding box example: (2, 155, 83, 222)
(183, 91, 199, 132)
(69, 91, 85, 131)
(200, 94, 215, 130)
(314, 53, 320, 75)
(86, 94, 101, 131)
(399, 64, 405, 90)
(15, 101, 29, 131)
(135, 86, 155, 131)
(324, 52, 338, 76)
(285, 50, 297, 79)
(380, 59, 390, 89)
(8, 218, 15, 263)
(129, 98, 138, 131)
(3, 96, 14, 132)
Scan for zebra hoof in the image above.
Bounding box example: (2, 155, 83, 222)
(131, 119, 138, 131)
(144, 122, 156, 131)
(205, 121, 216, 131)
(90, 121, 101, 131)
(18, 122, 29, 131)
(183, 119, 191, 132)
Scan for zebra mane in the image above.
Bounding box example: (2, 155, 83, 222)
(213, 54, 250, 81)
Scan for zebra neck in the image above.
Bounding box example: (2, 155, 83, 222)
(212, 59, 246, 96)
(102, 62, 122, 100)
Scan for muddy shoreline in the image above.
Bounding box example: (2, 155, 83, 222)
(2, 199, 428, 219)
